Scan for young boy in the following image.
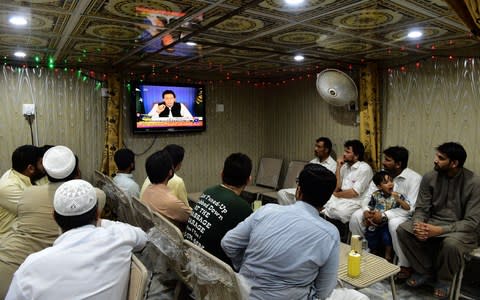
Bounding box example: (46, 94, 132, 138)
(363, 171, 410, 261)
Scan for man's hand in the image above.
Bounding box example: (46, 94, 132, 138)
(156, 104, 166, 114)
(413, 222, 443, 240)
(337, 157, 345, 166)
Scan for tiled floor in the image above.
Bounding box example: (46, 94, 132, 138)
(353, 278, 480, 300)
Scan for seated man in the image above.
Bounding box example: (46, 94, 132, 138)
(6, 179, 147, 299)
(140, 144, 189, 206)
(148, 90, 192, 118)
(184, 153, 253, 265)
(277, 137, 337, 205)
(323, 140, 373, 224)
(0, 145, 43, 236)
(141, 149, 192, 226)
(349, 146, 421, 280)
(0, 145, 86, 298)
(221, 164, 338, 300)
(397, 142, 480, 299)
(113, 148, 140, 198)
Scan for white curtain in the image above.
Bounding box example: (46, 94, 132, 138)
(383, 58, 480, 174)
(0, 66, 105, 183)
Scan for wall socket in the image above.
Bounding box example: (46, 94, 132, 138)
(22, 104, 35, 116)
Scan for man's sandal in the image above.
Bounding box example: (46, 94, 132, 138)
(406, 273, 432, 288)
(395, 266, 413, 281)
(433, 281, 450, 299)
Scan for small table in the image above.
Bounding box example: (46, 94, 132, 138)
(338, 243, 400, 299)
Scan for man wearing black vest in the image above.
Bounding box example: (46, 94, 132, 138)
(148, 90, 193, 118)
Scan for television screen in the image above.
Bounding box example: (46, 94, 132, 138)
(131, 82, 205, 133)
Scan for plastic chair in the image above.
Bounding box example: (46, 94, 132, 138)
(183, 239, 248, 300)
(128, 254, 150, 300)
(260, 160, 307, 203)
(242, 157, 283, 201)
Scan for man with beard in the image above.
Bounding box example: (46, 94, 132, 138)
(277, 137, 337, 205)
(397, 142, 480, 299)
(0, 145, 43, 236)
(349, 146, 422, 280)
(323, 140, 373, 224)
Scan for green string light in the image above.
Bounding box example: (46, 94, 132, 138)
(47, 56, 55, 69)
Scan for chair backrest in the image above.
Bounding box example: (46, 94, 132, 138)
(128, 254, 150, 300)
(93, 170, 108, 189)
(282, 160, 308, 188)
(149, 211, 191, 289)
(151, 211, 184, 251)
(254, 157, 283, 189)
(183, 239, 247, 300)
(131, 196, 154, 231)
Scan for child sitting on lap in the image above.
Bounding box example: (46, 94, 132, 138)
(363, 171, 410, 261)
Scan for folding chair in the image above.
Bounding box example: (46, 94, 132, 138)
(241, 157, 283, 202)
(450, 247, 480, 300)
(260, 160, 307, 204)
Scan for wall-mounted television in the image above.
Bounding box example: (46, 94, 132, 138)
(131, 82, 205, 133)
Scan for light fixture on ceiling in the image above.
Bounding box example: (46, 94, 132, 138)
(294, 54, 304, 61)
(407, 30, 423, 39)
(186, 41, 197, 46)
(285, 0, 305, 5)
(9, 16, 27, 26)
(14, 51, 27, 58)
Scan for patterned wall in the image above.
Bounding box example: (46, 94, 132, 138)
(383, 57, 480, 176)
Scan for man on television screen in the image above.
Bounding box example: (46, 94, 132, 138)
(148, 90, 193, 118)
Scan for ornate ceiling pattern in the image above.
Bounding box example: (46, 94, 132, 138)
(0, 0, 478, 80)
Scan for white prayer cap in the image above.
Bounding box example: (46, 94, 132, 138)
(43, 145, 75, 179)
(54, 179, 97, 216)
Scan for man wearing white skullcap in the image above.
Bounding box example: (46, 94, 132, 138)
(0, 145, 84, 298)
(6, 179, 147, 300)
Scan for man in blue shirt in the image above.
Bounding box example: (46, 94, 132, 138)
(221, 163, 339, 300)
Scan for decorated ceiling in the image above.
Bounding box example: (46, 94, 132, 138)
(1, 0, 478, 80)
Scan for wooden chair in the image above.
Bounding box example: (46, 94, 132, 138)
(241, 157, 283, 202)
(183, 239, 248, 300)
(260, 160, 307, 204)
(128, 254, 150, 300)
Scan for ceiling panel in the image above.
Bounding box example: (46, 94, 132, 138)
(0, 0, 478, 80)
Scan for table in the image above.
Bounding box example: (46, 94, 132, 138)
(338, 243, 400, 299)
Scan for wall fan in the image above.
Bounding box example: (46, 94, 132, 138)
(316, 69, 358, 109)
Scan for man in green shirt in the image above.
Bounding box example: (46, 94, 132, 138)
(184, 153, 253, 265)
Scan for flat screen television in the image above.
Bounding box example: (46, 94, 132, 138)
(131, 82, 205, 133)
